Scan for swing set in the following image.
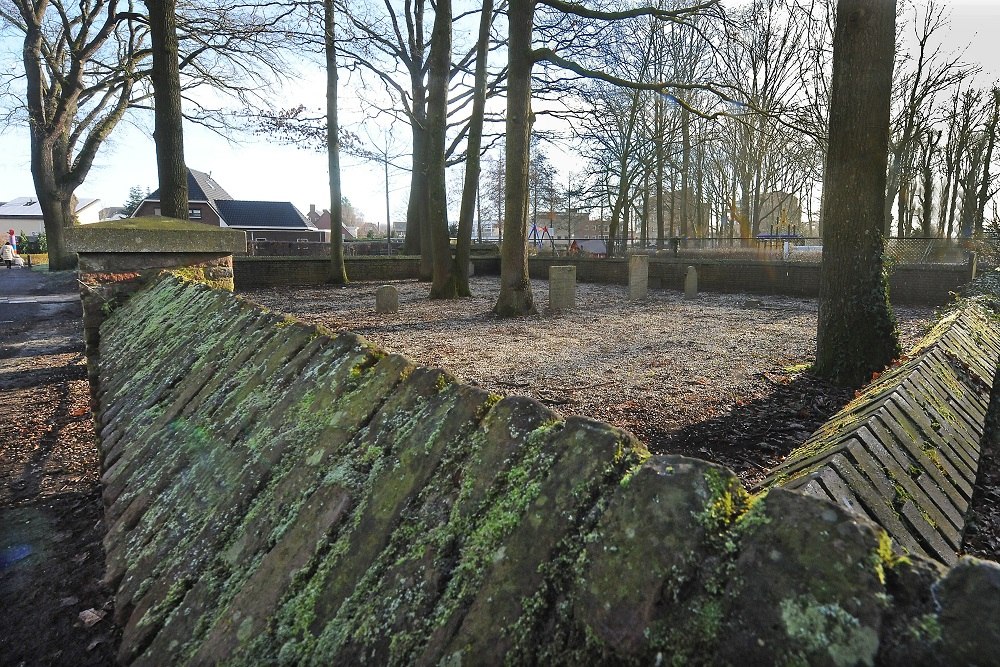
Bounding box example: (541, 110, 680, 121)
(528, 222, 555, 251)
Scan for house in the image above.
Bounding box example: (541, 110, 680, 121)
(0, 196, 101, 236)
(134, 169, 326, 243)
(99, 206, 127, 220)
(307, 205, 357, 241)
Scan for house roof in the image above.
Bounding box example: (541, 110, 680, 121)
(0, 196, 99, 218)
(140, 169, 317, 231)
(215, 200, 316, 229)
(146, 169, 233, 205)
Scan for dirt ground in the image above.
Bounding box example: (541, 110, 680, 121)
(241, 278, 937, 487)
(0, 269, 118, 666)
(1, 271, 996, 666)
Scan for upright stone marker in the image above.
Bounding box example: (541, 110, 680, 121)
(65, 217, 246, 405)
(684, 265, 698, 299)
(549, 265, 576, 310)
(629, 254, 649, 301)
(375, 284, 399, 313)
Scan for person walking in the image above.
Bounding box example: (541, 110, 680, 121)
(2, 241, 14, 269)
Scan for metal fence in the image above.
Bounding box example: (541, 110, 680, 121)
(246, 235, 981, 266)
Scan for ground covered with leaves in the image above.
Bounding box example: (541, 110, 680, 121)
(243, 277, 936, 488)
(0, 270, 118, 666)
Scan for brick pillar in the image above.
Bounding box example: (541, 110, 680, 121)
(629, 254, 649, 301)
(549, 265, 576, 310)
(65, 219, 246, 405)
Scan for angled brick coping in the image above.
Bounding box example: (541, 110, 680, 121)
(762, 297, 1000, 564)
(96, 274, 1000, 664)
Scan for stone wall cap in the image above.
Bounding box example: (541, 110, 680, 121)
(65, 217, 246, 254)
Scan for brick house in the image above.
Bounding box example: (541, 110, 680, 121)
(134, 169, 326, 243)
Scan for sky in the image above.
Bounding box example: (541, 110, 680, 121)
(0, 1, 998, 228)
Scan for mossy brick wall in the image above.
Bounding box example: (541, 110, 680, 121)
(763, 296, 1000, 565)
(97, 274, 1000, 665)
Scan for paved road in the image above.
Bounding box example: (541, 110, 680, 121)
(0, 265, 81, 357)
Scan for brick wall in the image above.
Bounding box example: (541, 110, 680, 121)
(235, 254, 967, 306)
(234, 255, 502, 289)
(528, 256, 970, 306)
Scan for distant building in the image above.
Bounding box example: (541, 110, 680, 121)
(99, 206, 126, 220)
(533, 208, 597, 243)
(134, 169, 325, 243)
(0, 196, 101, 236)
(307, 206, 357, 241)
(758, 191, 802, 235)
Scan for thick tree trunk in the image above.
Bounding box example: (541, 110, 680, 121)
(815, 0, 900, 387)
(426, 0, 456, 299)
(493, 0, 537, 317)
(325, 0, 347, 284)
(454, 0, 494, 297)
(145, 0, 188, 220)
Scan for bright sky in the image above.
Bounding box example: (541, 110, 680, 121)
(0, 1, 998, 226)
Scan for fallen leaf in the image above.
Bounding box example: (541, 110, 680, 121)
(79, 608, 105, 627)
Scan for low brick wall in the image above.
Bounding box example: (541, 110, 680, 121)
(763, 296, 1000, 564)
(234, 254, 967, 305)
(528, 256, 970, 305)
(95, 274, 999, 665)
(234, 255, 502, 288)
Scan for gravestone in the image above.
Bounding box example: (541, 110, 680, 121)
(549, 265, 576, 310)
(629, 255, 649, 301)
(684, 266, 698, 299)
(376, 285, 399, 313)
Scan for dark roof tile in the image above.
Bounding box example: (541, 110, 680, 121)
(216, 200, 314, 229)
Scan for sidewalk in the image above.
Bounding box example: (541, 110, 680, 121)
(0, 265, 119, 665)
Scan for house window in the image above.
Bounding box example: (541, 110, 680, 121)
(153, 207, 161, 216)
(189, 208, 202, 220)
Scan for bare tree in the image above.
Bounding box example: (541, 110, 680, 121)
(883, 0, 976, 235)
(495, 0, 724, 316)
(1, 0, 145, 268)
(1, 0, 296, 269)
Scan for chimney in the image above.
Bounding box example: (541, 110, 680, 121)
(309, 204, 316, 215)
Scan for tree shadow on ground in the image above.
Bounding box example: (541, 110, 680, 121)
(639, 371, 853, 489)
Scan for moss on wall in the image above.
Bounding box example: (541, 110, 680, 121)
(99, 274, 999, 665)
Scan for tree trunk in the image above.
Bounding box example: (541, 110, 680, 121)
(680, 106, 691, 238)
(426, 0, 456, 298)
(975, 90, 1000, 235)
(493, 0, 537, 317)
(815, 0, 900, 387)
(17, 0, 135, 270)
(453, 0, 494, 297)
(145, 0, 188, 220)
(655, 97, 665, 249)
(325, 0, 347, 284)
